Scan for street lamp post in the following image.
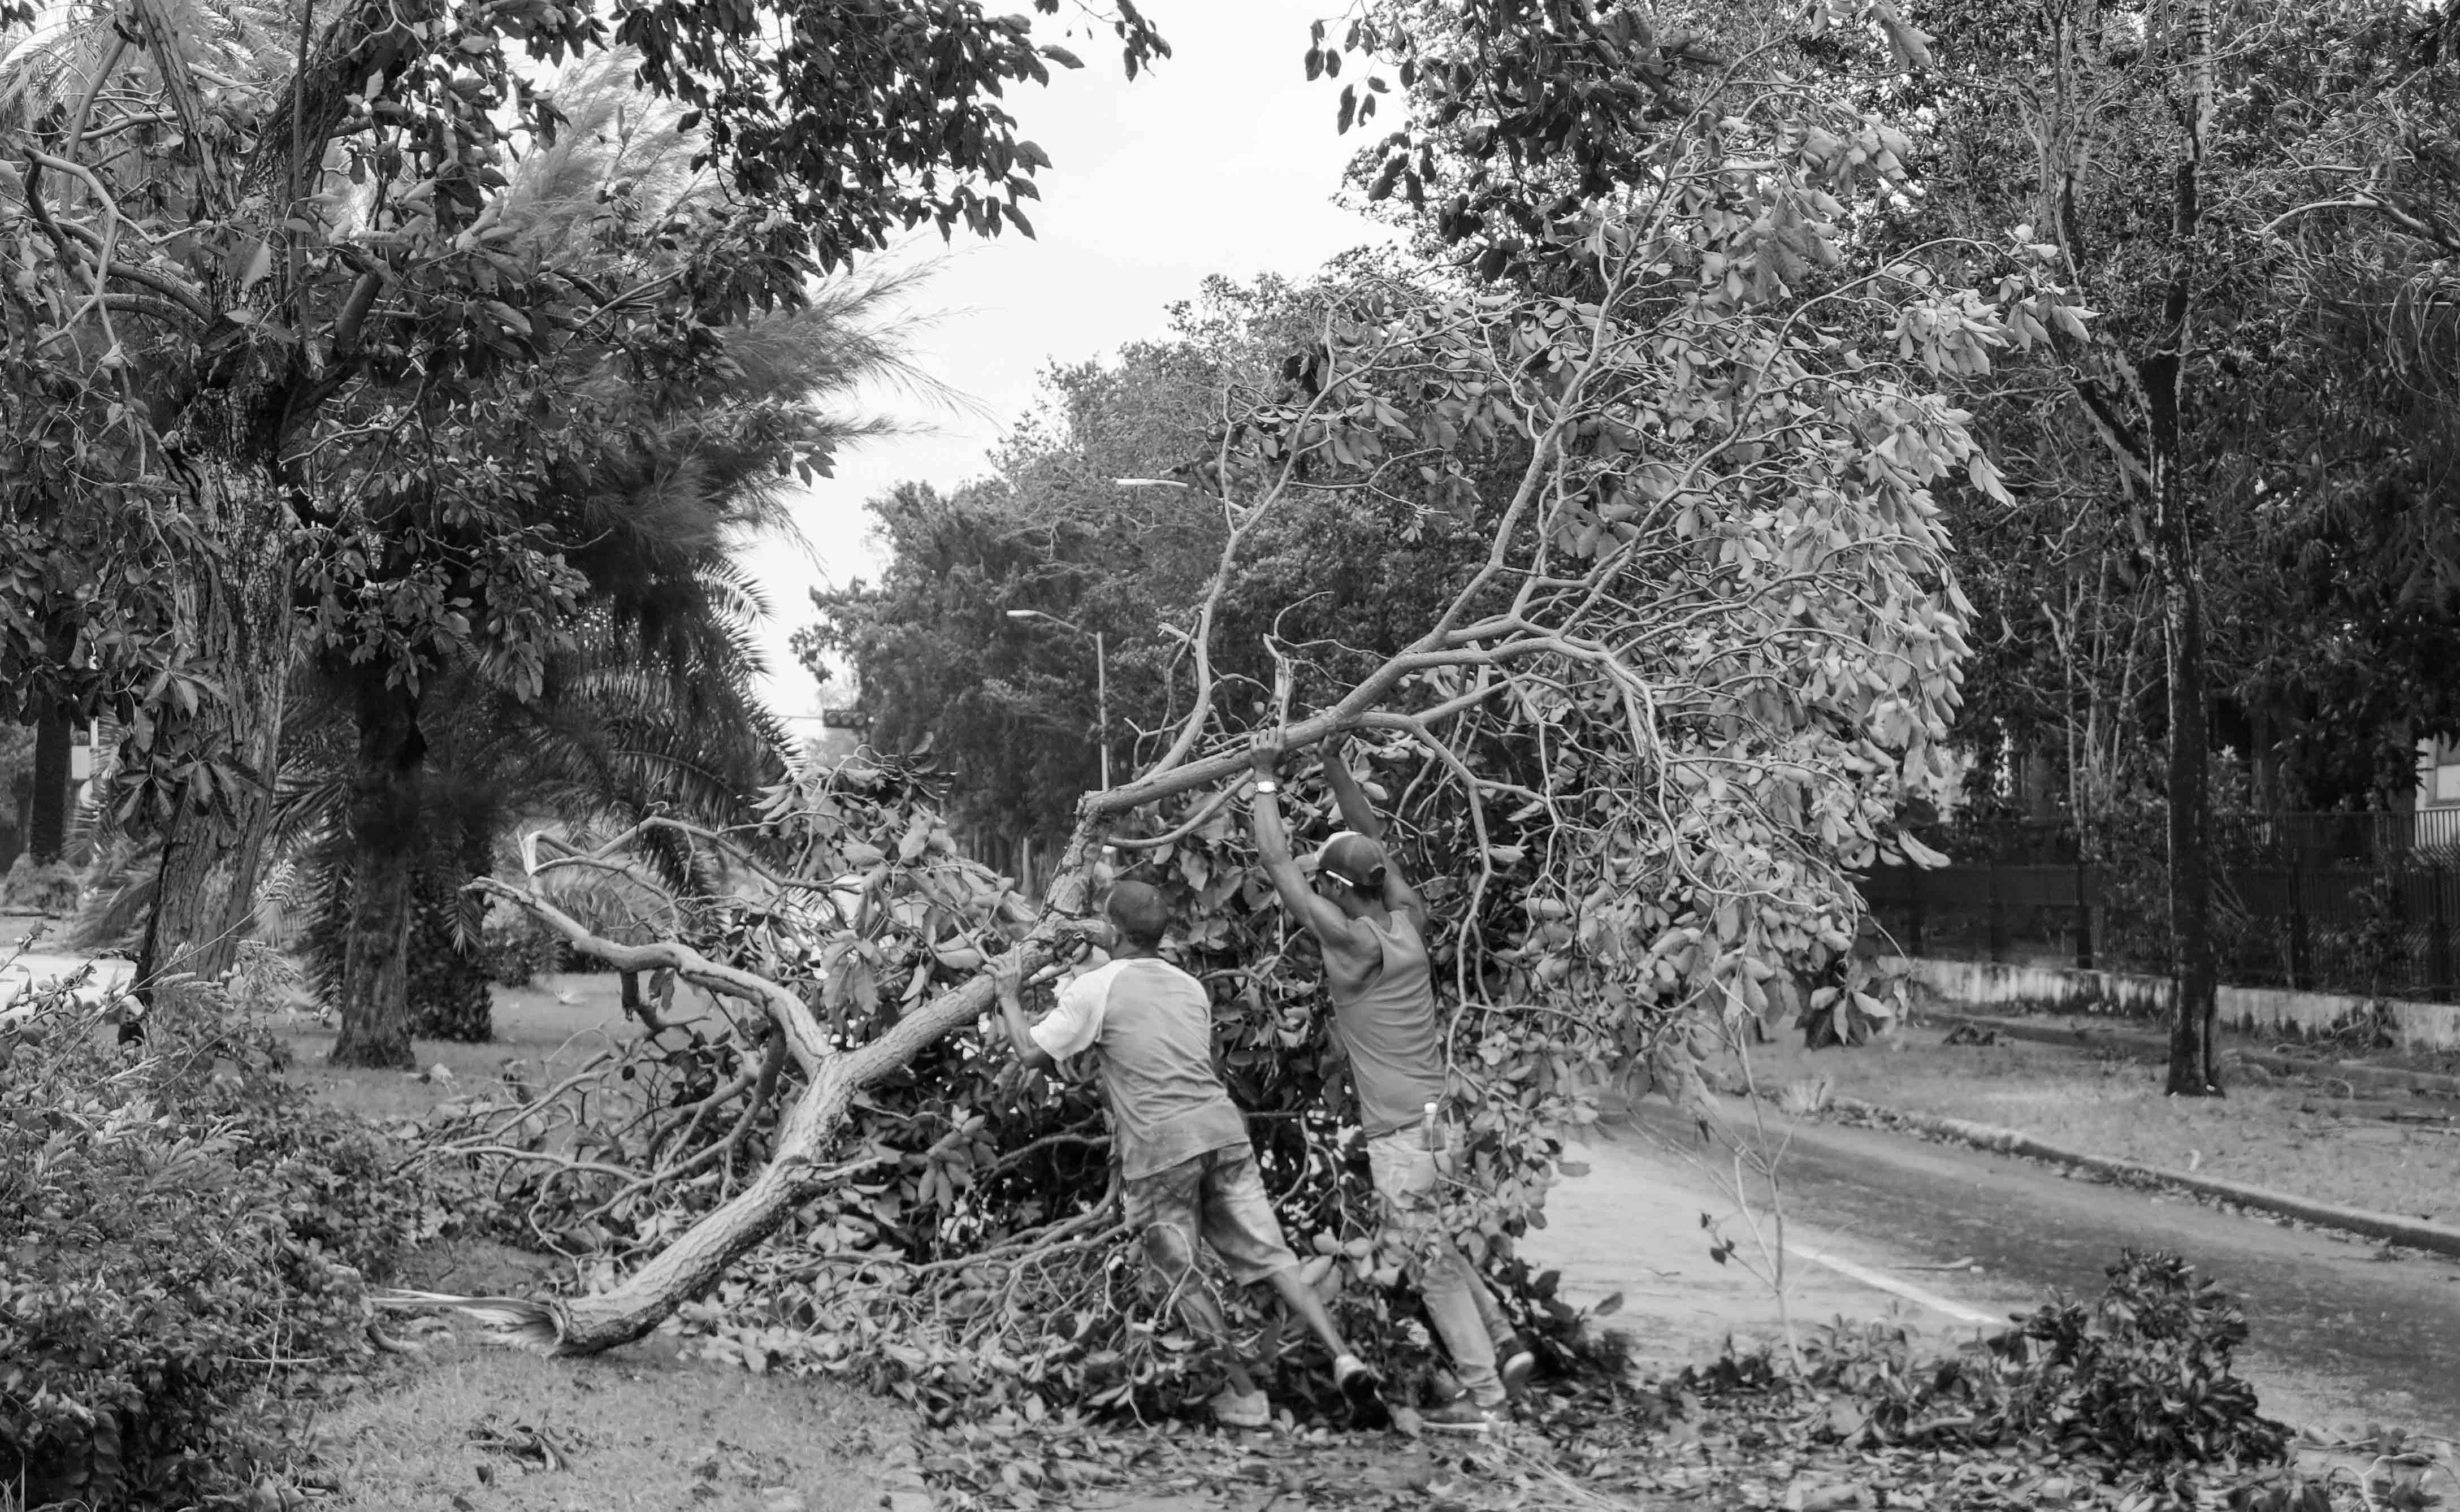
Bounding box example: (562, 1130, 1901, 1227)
(1005, 609, 1110, 790)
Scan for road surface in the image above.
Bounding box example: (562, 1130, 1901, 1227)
(1536, 1101, 2460, 1439)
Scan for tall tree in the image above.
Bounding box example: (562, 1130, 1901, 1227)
(291, 58, 929, 1067)
(0, 0, 1166, 1006)
(1861, 0, 2268, 1091)
(1878, 0, 2460, 1080)
(453, 1, 2070, 1355)
(806, 265, 1495, 852)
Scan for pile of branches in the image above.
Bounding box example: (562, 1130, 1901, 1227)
(401, 746, 1638, 1423)
(906, 1250, 2351, 1512)
(386, 106, 2051, 1414)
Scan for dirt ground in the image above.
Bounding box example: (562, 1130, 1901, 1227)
(1717, 1020, 2460, 1223)
(314, 1309, 903, 1512)
(273, 971, 638, 1120)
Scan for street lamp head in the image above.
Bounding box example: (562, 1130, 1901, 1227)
(1004, 609, 1039, 620)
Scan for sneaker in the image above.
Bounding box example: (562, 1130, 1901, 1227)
(1333, 1353, 1389, 1426)
(1420, 1396, 1506, 1433)
(1495, 1336, 1536, 1400)
(1333, 1354, 1382, 1403)
(1209, 1385, 1271, 1430)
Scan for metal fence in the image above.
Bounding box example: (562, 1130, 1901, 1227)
(1858, 810, 2460, 1002)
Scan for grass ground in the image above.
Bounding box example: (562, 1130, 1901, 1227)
(313, 1312, 900, 1512)
(271, 968, 747, 1123)
(1721, 1019, 2460, 1223)
(272, 971, 634, 1121)
(270, 973, 898, 1511)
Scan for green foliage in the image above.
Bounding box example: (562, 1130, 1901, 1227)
(751, 0, 2087, 1427)
(0, 856, 78, 915)
(478, 904, 565, 988)
(1865, 0, 2460, 820)
(1989, 1252, 2285, 1466)
(802, 265, 1478, 846)
(0, 986, 420, 1509)
(407, 856, 495, 1042)
(0, 0, 1171, 982)
(1785, 1250, 2287, 1472)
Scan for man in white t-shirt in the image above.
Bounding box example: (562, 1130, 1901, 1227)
(991, 881, 1381, 1429)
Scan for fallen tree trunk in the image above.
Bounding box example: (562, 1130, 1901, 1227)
(437, 226, 2019, 1355)
(465, 814, 1115, 1353)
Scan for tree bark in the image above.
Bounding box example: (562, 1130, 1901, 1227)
(2147, 356, 2219, 1096)
(2155, 0, 2220, 1098)
(331, 674, 425, 1068)
(27, 708, 71, 867)
(137, 458, 299, 1004)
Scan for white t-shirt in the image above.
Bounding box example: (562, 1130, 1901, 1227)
(1030, 956, 1249, 1179)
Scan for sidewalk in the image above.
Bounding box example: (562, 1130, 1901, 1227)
(1710, 1023, 2460, 1228)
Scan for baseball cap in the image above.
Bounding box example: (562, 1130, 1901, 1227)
(1307, 830, 1387, 892)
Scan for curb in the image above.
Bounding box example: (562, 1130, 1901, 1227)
(1926, 1010, 2460, 1103)
(1831, 1095, 2460, 1260)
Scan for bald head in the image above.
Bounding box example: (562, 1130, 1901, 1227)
(1103, 880, 1171, 950)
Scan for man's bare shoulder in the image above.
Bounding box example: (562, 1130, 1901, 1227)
(1315, 911, 1382, 964)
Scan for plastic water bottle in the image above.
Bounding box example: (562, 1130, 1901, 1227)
(1423, 1100, 1440, 1154)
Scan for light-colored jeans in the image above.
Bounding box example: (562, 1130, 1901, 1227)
(1366, 1120, 1509, 1407)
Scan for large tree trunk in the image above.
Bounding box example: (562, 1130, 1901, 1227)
(2151, 421, 2219, 1097)
(27, 708, 71, 867)
(331, 675, 425, 1068)
(2154, 0, 2220, 1098)
(137, 459, 298, 1003)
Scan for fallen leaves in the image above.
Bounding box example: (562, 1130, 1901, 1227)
(903, 1359, 2441, 1512)
(467, 1413, 578, 1475)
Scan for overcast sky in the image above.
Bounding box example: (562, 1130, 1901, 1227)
(755, 0, 1404, 721)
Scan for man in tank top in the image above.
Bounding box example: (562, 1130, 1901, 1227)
(990, 880, 1381, 1428)
(1244, 732, 1536, 1433)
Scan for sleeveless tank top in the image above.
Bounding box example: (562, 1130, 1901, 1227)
(1322, 911, 1449, 1137)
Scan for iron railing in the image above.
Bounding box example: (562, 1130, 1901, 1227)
(1859, 810, 2460, 1002)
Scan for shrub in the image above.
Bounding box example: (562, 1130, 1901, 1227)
(1788, 1249, 2286, 1471)
(1987, 1250, 2286, 1465)
(478, 907, 562, 987)
(0, 985, 421, 1509)
(1, 857, 80, 916)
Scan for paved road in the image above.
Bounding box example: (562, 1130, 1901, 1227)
(1540, 1103, 2460, 1439)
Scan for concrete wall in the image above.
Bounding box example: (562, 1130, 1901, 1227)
(1885, 954, 2460, 1052)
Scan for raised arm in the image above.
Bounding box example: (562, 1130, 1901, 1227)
(1319, 731, 1384, 842)
(1319, 733, 1428, 934)
(1246, 733, 1355, 942)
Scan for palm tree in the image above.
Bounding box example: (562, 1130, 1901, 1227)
(308, 266, 933, 1065)
(58, 49, 943, 1058)
(285, 585, 787, 1046)
(298, 55, 942, 1065)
